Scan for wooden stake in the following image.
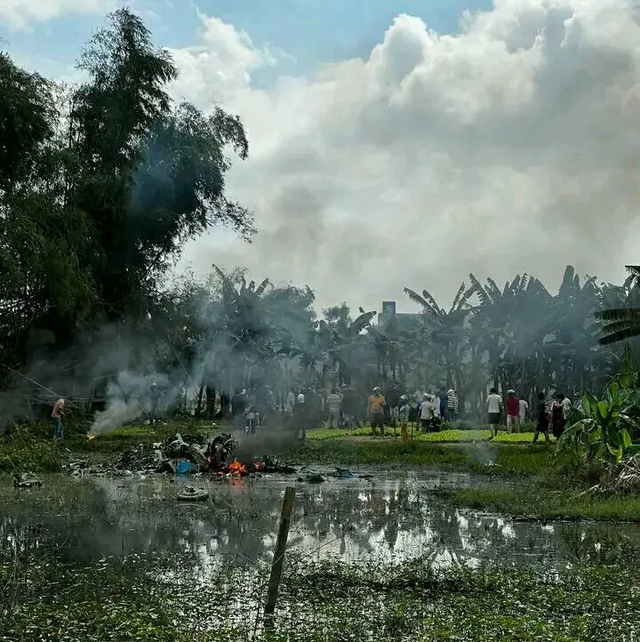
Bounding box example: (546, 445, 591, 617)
(263, 486, 296, 631)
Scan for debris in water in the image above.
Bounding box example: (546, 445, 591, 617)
(177, 486, 209, 502)
(329, 467, 373, 479)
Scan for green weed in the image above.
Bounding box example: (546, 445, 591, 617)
(438, 487, 640, 521)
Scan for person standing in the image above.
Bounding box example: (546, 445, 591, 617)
(149, 382, 161, 426)
(518, 396, 529, 429)
(295, 392, 307, 441)
(533, 392, 550, 443)
(419, 394, 435, 432)
(446, 388, 459, 423)
(551, 393, 566, 440)
(386, 383, 401, 435)
(51, 398, 65, 439)
(325, 388, 342, 429)
(487, 388, 502, 438)
(505, 390, 520, 433)
(439, 392, 448, 422)
(398, 395, 411, 443)
(231, 389, 247, 433)
(368, 387, 386, 437)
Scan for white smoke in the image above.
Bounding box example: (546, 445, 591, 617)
(170, 0, 639, 311)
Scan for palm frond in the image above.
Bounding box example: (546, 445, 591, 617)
(420, 289, 444, 316)
(559, 265, 576, 299)
(485, 278, 502, 299)
(255, 279, 270, 296)
(403, 287, 428, 308)
(351, 311, 376, 334)
(465, 274, 490, 305)
(596, 308, 640, 322)
(450, 282, 468, 312)
(599, 325, 640, 345)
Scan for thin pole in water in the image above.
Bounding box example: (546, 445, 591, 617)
(263, 486, 296, 632)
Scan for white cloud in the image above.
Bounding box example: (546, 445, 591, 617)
(0, 0, 115, 29)
(154, 2, 640, 310)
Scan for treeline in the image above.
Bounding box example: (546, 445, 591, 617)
(0, 9, 253, 381)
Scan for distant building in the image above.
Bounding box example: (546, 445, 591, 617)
(378, 301, 423, 331)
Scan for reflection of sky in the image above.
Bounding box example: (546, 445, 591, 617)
(2, 471, 639, 573)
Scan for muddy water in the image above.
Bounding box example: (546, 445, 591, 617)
(2, 469, 638, 569)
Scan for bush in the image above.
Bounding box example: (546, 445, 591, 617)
(0, 429, 64, 473)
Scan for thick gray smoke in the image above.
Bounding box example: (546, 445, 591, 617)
(170, 0, 638, 311)
(1, 269, 317, 434)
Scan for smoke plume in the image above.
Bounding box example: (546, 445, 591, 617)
(170, 0, 639, 311)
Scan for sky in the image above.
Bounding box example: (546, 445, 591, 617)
(1, 0, 638, 314)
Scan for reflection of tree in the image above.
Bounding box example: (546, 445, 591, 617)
(4, 476, 640, 570)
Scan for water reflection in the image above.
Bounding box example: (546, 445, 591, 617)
(2, 472, 639, 569)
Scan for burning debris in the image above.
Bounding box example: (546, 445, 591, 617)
(68, 432, 298, 479)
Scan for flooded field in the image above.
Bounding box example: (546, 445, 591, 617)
(3, 468, 638, 570)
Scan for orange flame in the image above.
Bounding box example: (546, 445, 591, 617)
(228, 459, 247, 476)
(87, 434, 97, 441)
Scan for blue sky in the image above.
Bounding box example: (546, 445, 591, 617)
(1, 0, 493, 76)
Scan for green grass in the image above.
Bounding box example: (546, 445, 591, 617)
(438, 487, 640, 521)
(307, 427, 541, 443)
(282, 438, 558, 476)
(3, 551, 640, 641)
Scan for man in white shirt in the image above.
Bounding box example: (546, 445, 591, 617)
(419, 394, 435, 432)
(487, 388, 502, 438)
(518, 398, 529, 427)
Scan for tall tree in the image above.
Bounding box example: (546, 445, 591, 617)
(68, 9, 254, 324)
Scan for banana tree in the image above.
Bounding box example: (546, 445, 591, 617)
(559, 378, 637, 468)
(403, 282, 470, 391)
(465, 273, 534, 393)
(597, 266, 640, 345)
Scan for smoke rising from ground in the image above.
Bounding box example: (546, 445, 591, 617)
(171, 0, 639, 311)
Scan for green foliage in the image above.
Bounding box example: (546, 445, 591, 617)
(439, 487, 640, 522)
(307, 427, 537, 443)
(0, 8, 254, 367)
(3, 551, 640, 641)
(283, 438, 552, 475)
(0, 430, 64, 473)
(560, 378, 638, 467)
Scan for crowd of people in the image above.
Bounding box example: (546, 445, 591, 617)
(47, 381, 577, 444)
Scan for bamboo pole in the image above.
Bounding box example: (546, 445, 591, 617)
(263, 486, 296, 631)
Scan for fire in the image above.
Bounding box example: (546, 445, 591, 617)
(87, 434, 97, 441)
(227, 459, 247, 476)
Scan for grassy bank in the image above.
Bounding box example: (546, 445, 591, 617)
(438, 487, 640, 522)
(284, 437, 558, 476)
(2, 551, 639, 641)
(0, 421, 215, 472)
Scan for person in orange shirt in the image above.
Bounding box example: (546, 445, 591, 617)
(368, 387, 386, 437)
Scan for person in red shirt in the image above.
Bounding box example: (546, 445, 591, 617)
(505, 389, 520, 433)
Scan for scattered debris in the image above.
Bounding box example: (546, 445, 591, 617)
(585, 457, 640, 495)
(13, 473, 42, 489)
(329, 467, 373, 479)
(177, 486, 209, 502)
(298, 470, 327, 484)
(63, 433, 299, 480)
